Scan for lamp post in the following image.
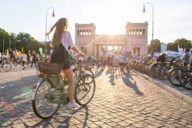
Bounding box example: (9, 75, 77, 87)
(143, 2, 154, 45)
(45, 7, 55, 61)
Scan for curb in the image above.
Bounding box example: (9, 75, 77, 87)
(140, 73, 192, 105)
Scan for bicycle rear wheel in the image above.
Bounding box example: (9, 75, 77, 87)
(75, 74, 96, 106)
(32, 79, 60, 119)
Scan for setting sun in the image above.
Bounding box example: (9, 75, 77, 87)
(77, 0, 144, 35)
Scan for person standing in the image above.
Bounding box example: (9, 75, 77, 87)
(27, 50, 31, 66)
(182, 48, 191, 68)
(31, 50, 37, 68)
(21, 52, 27, 69)
(46, 17, 85, 109)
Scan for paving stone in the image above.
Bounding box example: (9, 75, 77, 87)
(0, 68, 192, 127)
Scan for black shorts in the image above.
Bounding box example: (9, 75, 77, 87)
(62, 63, 70, 70)
(50, 44, 71, 70)
(119, 62, 125, 67)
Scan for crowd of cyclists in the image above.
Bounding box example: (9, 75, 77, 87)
(0, 48, 185, 73)
(0, 46, 192, 91)
(0, 48, 132, 74)
(1, 48, 192, 90)
(85, 52, 129, 74)
(0, 49, 41, 71)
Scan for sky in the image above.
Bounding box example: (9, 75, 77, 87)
(0, 0, 192, 44)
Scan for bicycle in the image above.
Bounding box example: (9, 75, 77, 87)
(0, 58, 12, 72)
(32, 60, 96, 119)
(168, 60, 186, 86)
(179, 69, 192, 90)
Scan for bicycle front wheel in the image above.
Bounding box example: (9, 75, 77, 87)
(75, 74, 96, 106)
(32, 79, 60, 119)
(168, 68, 182, 86)
(180, 70, 192, 90)
(3, 63, 12, 72)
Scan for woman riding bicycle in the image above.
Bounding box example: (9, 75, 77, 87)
(46, 17, 85, 109)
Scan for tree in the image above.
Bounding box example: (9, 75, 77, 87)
(167, 42, 177, 51)
(10, 33, 16, 50)
(0, 28, 45, 54)
(167, 38, 191, 51)
(150, 39, 161, 52)
(0, 28, 11, 53)
(15, 32, 42, 53)
(175, 38, 191, 49)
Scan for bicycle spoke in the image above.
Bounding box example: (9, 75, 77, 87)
(32, 80, 60, 119)
(75, 74, 95, 106)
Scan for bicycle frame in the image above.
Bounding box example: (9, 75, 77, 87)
(32, 62, 86, 101)
(32, 59, 96, 120)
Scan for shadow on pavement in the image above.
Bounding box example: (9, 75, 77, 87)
(122, 73, 144, 96)
(0, 74, 90, 127)
(94, 68, 104, 78)
(108, 73, 118, 86)
(58, 106, 89, 128)
(0, 75, 39, 126)
(26, 106, 89, 128)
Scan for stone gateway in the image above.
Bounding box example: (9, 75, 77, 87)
(75, 22, 148, 57)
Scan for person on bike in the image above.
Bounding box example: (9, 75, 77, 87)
(156, 53, 166, 65)
(47, 17, 85, 109)
(118, 52, 126, 73)
(181, 48, 191, 69)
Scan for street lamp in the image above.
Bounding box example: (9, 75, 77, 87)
(143, 2, 154, 45)
(45, 7, 55, 60)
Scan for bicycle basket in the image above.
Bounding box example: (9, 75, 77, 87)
(37, 62, 63, 75)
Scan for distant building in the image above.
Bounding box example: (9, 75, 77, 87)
(75, 22, 148, 57)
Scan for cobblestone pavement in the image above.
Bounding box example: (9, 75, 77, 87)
(152, 75, 192, 98)
(135, 71, 192, 104)
(0, 68, 192, 128)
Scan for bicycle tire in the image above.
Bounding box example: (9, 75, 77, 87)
(73, 67, 94, 81)
(180, 70, 192, 90)
(75, 74, 96, 106)
(168, 68, 182, 87)
(2, 63, 12, 72)
(32, 79, 60, 119)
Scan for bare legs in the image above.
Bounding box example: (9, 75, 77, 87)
(61, 68, 74, 102)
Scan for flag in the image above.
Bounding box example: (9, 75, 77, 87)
(39, 48, 43, 55)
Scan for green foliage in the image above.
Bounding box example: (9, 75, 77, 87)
(149, 39, 161, 52)
(175, 38, 191, 49)
(0, 28, 44, 53)
(167, 42, 178, 51)
(148, 38, 192, 53)
(167, 38, 192, 51)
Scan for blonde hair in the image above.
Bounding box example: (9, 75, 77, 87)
(52, 18, 68, 47)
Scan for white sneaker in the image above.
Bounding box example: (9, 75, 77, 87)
(66, 101, 78, 109)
